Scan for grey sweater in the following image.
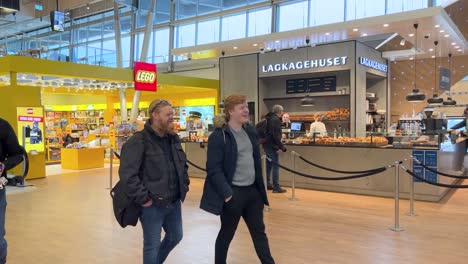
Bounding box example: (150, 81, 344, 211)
(229, 127, 256, 186)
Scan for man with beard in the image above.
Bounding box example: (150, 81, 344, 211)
(119, 99, 190, 264)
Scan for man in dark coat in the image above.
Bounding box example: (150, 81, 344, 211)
(0, 118, 24, 263)
(200, 95, 275, 264)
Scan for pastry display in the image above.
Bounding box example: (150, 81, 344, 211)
(293, 136, 388, 146)
(290, 108, 350, 122)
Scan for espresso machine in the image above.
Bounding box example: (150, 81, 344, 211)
(422, 108, 447, 134)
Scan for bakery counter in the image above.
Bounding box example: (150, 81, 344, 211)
(181, 138, 465, 202)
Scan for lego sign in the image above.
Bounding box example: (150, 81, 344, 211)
(17, 107, 45, 152)
(134, 61, 157, 92)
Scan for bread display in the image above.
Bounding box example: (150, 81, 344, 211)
(290, 108, 350, 122)
(294, 136, 388, 146)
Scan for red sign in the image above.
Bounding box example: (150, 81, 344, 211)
(27, 108, 34, 114)
(18, 116, 44, 122)
(134, 62, 157, 92)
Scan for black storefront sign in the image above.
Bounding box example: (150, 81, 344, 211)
(286, 76, 337, 94)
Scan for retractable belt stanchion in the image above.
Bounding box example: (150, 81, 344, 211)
(407, 156, 417, 216)
(390, 161, 404, 232)
(108, 148, 114, 190)
(262, 155, 272, 212)
(290, 151, 298, 201)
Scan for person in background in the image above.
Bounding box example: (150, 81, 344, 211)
(281, 113, 291, 129)
(200, 95, 275, 264)
(264, 105, 287, 193)
(119, 99, 190, 264)
(449, 107, 468, 136)
(0, 118, 25, 263)
(308, 113, 327, 137)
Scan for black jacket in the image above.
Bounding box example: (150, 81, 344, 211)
(118, 121, 190, 207)
(265, 112, 285, 151)
(200, 121, 269, 215)
(0, 118, 24, 177)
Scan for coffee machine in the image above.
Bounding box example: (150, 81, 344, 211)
(422, 108, 447, 134)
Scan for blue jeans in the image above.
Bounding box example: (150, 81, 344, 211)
(264, 145, 280, 189)
(140, 200, 183, 264)
(0, 188, 6, 264)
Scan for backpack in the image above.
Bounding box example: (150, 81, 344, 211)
(255, 117, 269, 144)
(110, 131, 146, 228)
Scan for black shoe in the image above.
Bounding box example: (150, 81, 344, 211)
(267, 184, 273, 190)
(272, 188, 287, 193)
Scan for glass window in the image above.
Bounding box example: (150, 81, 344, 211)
(199, 0, 221, 16)
(277, 1, 308, 32)
(222, 0, 247, 10)
(346, 0, 385, 20)
(197, 18, 220, 45)
(176, 0, 197, 20)
(175, 22, 196, 48)
(386, 0, 428, 14)
(248, 8, 271, 37)
(155, 0, 171, 24)
(154, 28, 170, 63)
(221, 12, 247, 41)
(310, 0, 344, 26)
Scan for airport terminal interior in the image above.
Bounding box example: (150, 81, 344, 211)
(1, 0, 468, 263)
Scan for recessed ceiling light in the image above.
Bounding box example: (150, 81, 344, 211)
(353, 28, 359, 32)
(400, 39, 406, 46)
(325, 32, 330, 36)
(361, 33, 368, 37)
(429, 48, 434, 52)
(383, 24, 389, 27)
(444, 34, 450, 37)
(409, 57, 414, 60)
(455, 46, 460, 49)
(275, 40, 280, 43)
(233, 46, 238, 50)
(435, 24, 440, 28)
(408, 33, 414, 37)
(459, 49, 463, 52)
(451, 42, 456, 45)
(431, 55, 436, 58)
(440, 30, 445, 33)
(253, 43, 258, 47)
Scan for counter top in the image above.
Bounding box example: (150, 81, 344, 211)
(284, 143, 439, 150)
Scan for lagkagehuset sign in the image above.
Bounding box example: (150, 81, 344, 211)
(261, 56, 348, 73)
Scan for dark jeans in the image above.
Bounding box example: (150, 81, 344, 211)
(215, 185, 275, 264)
(0, 188, 6, 264)
(264, 145, 280, 189)
(140, 200, 183, 264)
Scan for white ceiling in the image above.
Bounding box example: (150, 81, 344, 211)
(171, 6, 467, 61)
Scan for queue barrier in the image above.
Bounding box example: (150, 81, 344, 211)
(114, 147, 467, 232)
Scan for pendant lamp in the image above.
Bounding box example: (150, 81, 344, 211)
(427, 41, 443, 105)
(443, 53, 456, 105)
(406, 23, 426, 103)
(300, 95, 314, 106)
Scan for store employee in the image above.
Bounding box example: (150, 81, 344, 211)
(450, 107, 468, 136)
(281, 113, 291, 129)
(308, 113, 327, 137)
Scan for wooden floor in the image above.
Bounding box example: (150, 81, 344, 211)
(5, 166, 468, 264)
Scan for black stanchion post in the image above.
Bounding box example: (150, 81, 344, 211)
(262, 155, 272, 212)
(290, 151, 298, 201)
(390, 161, 404, 232)
(407, 157, 417, 216)
(108, 148, 114, 190)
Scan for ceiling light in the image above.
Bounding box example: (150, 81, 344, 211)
(400, 39, 406, 46)
(383, 24, 389, 27)
(275, 40, 280, 43)
(455, 46, 460, 49)
(406, 89, 426, 102)
(233, 46, 238, 50)
(353, 28, 359, 32)
(253, 43, 258, 47)
(361, 33, 368, 37)
(451, 42, 456, 45)
(444, 34, 450, 38)
(429, 48, 434, 52)
(434, 25, 440, 28)
(325, 32, 330, 36)
(409, 33, 414, 37)
(458, 49, 463, 52)
(439, 30, 445, 33)
(406, 23, 425, 103)
(443, 97, 457, 105)
(86, 4, 90, 10)
(427, 94, 444, 105)
(431, 55, 436, 58)
(409, 57, 414, 60)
